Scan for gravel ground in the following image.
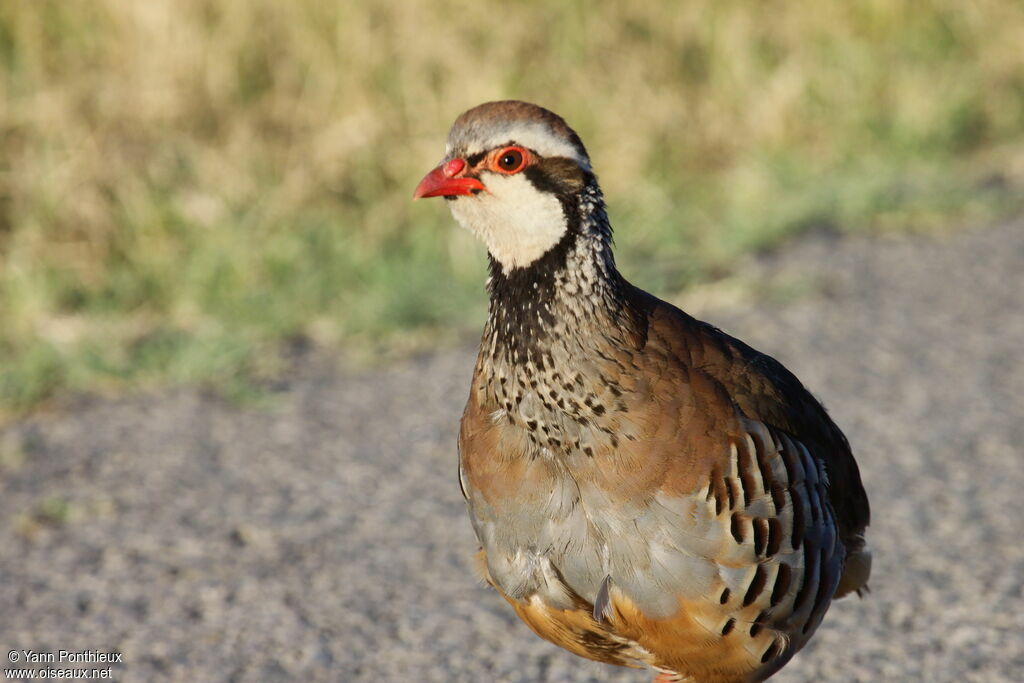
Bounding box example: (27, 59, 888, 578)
(1, 220, 1022, 682)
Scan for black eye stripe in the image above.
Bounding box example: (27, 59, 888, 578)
(523, 161, 588, 195)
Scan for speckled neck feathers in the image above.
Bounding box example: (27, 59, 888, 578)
(482, 180, 639, 367)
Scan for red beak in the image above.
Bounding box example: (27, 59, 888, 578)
(413, 158, 486, 199)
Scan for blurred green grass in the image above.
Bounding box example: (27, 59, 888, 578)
(1, 0, 1023, 416)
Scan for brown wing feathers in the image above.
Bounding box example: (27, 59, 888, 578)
(641, 290, 870, 546)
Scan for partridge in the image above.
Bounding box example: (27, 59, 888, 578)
(414, 101, 871, 682)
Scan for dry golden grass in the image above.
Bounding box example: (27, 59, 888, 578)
(1, 0, 1023, 412)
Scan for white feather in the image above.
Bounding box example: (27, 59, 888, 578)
(448, 173, 567, 271)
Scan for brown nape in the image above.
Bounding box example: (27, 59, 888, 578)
(440, 101, 870, 682)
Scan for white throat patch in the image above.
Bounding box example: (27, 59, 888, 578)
(448, 173, 566, 271)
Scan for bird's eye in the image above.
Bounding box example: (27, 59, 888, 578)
(493, 146, 528, 174)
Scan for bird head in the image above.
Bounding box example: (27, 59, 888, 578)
(414, 101, 598, 272)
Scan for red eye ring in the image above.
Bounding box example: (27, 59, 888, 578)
(491, 146, 529, 174)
